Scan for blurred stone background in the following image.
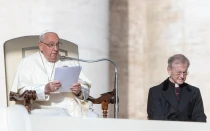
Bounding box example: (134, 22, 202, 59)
(109, 0, 210, 119)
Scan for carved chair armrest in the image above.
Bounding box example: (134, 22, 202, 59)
(10, 90, 37, 114)
(9, 89, 118, 118)
(87, 89, 118, 118)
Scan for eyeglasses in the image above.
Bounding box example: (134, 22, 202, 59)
(173, 71, 189, 76)
(170, 67, 189, 76)
(41, 41, 62, 49)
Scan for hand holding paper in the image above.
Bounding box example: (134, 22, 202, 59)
(54, 66, 82, 92)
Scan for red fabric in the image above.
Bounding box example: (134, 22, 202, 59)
(175, 87, 179, 100)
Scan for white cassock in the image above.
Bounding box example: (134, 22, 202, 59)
(11, 51, 98, 118)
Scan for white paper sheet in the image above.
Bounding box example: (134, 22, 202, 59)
(53, 66, 82, 92)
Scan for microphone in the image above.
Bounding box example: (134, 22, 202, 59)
(60, 55, 119, 118)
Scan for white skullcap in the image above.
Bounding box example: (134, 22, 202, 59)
(39, 30, 58, 41)
(40, 30, 56, 36)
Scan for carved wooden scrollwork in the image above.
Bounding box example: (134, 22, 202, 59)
(10, 89, 117, 118)
(10, 90, 37, 113)
(87, 89, 117, 118)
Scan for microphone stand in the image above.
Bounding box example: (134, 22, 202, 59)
(60, 56, 119, 118)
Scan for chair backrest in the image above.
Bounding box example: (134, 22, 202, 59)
(4, 35, 79, 106)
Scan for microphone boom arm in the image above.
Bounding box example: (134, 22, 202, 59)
(60, 56, 119, 118)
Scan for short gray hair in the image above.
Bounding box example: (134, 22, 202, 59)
(168, 54, 190, 68)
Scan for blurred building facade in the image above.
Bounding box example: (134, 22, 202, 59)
(110, 0, 210, 119)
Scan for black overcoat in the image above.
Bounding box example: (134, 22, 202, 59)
(147, 78, 206, 122)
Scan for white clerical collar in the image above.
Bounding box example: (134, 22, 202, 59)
(39, 51, 56, 64)
(39, 51, 46, 61)
(175, 83, 179, 88)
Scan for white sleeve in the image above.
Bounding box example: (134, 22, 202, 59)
(69, 61, 92, 100)
(11, 57, 48, 101)
(78, 71, 91, 100)
(81, 84, 90, 100)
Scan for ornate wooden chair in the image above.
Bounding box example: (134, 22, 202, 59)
(4, 35, 115, 118)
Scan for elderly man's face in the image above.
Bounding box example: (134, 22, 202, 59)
(38, 32, 60, 62)
(167, 62, 188, 85)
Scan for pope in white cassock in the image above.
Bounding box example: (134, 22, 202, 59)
(10, 31, 98, 118)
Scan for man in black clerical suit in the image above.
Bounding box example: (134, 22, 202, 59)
(147, 54, 206, 122)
